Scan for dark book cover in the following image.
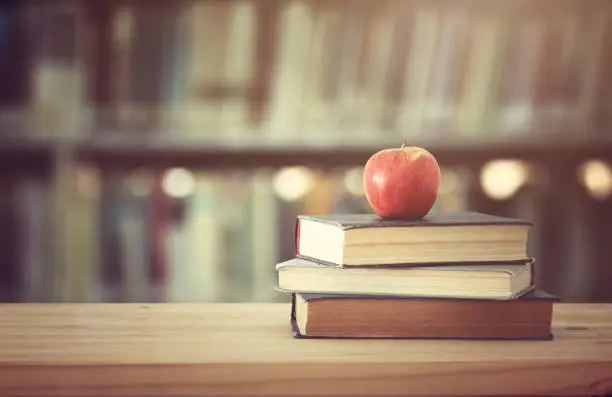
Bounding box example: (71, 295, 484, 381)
(289, 289, 557, 341)
(297, 288, 557, 302)
(296, 211, 533, 231)
(293, 254, 534, 269)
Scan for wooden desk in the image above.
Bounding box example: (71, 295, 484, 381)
(0, 303, 610, 396)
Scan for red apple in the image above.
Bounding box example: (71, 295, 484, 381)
(363, 144, 440, 219)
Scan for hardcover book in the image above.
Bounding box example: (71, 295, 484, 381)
(290, 289, 557, 340)
(295, 212, 531, 266)
(277, 256, 535, 300)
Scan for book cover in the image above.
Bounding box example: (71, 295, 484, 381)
(296, 211, 532, 231)
(278, 255, 535, 271)
(297, 288, 556, 303)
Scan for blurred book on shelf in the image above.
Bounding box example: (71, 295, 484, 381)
(1, 160, 612, 303)
(2, 0, 612, 141)
(0, 162, 477, 303)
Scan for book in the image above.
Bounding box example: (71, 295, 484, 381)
(295, 212, 531, 266)
(290, 289, 556, 340)
(276, 257, 535, 300)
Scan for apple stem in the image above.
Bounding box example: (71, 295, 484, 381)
(401, 142, 406, 149)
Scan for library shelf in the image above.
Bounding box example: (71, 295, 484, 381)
(0, 302, 610, 396)
(2, 133, 612, 170)
(80, 133, 612, 167)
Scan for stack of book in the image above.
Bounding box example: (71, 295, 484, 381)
(276, 212, 557, 340)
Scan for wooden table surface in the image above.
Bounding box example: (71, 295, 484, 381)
(0, 303, 611, 396)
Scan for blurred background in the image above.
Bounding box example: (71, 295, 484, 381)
(0, 0, 611, 304)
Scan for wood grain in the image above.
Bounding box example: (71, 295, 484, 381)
(0, 303, 610, 396)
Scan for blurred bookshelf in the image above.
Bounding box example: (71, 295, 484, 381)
(1, 0, 612, 303)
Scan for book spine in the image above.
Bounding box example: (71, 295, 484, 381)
(294, 219, 301, 255)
